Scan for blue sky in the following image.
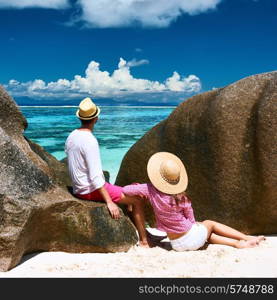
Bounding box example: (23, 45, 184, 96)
(0, 0, 276, 105)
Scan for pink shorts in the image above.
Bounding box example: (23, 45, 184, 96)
(75, 182, 123, 203)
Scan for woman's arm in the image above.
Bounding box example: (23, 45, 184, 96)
(122, 183, 150, 199)
(182, 196, 196, 223)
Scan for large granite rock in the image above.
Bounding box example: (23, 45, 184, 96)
(0, 86, 138, 272)
(116, 72, 277, 235)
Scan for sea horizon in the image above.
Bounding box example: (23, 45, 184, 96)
(19, 105, 177, 108)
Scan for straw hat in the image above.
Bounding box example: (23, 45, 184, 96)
(76, 97, 101, 120)
(147, 152, 188, 194)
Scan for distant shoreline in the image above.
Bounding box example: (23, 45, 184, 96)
(19, 105, 177, 108)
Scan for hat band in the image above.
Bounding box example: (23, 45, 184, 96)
(79, 107, 99, 119)
(160, 169, 180, 185)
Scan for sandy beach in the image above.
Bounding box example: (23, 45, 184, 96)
(1, 233, 276, 278)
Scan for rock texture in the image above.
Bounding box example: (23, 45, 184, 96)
(0, 86, 137, 272)
(116, 72, 277, 234)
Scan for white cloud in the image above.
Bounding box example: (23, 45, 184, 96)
(165, 72, 201, 92)
(76, 0, 222, 28)
(0, 0, 222, 28)
(0, 0, 69, 9)
(126, 58, 149, 67)
(5, 58, 201, 103)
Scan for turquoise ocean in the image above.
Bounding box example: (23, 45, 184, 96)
(20, 106, 175, 184)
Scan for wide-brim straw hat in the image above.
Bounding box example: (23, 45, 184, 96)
(147, 152, 188, 194)
(76, 97, 101, 120)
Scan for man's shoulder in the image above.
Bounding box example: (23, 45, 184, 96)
(67, 129, 94, 139)
(77, 131, 98, 147)
(67, 129, 78, 137)
(67, 129, 98, 143)
(66, 130, 93, 145)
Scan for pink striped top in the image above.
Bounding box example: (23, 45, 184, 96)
(122, 183, 196, 234)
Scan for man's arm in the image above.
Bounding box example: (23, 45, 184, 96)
(98, 185, 120, 219)
(83, 136, 120, 219)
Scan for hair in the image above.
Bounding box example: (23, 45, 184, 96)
(80, 118, 96, 126)
(172, 191, 186, 206)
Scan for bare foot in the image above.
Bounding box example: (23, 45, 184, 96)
(247, 235, 266, 245)
(257, 235, 266, 241)
(138, 240, 152, 248)
(254, 235, 266, 244)
(237, 239, 258, 249)
(246, 235, 265, 242)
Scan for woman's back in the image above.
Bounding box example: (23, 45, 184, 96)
(122, 183, 196, 234)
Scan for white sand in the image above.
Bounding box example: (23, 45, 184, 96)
(1, 234, 276, 278)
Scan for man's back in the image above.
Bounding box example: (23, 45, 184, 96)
(65, 129, 105, 195)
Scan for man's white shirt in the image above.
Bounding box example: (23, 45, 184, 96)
(65, 129, 105, 195)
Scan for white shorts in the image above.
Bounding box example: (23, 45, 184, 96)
(170, 223, 208, 251)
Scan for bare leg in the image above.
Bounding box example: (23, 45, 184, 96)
(202, 220, 261, 248)
(118, 194, 151, 247)
(202, 220, 249, 240)
(209, 233, 257, 248)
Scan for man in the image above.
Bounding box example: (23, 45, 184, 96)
(65, 97, 150, 247)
